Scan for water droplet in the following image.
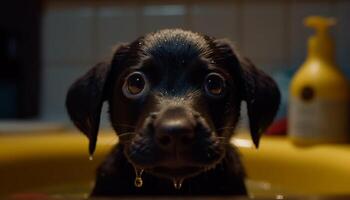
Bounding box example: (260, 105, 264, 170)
(89, 155, 93, 161)
(173, 178, 183, 190)
(134, 168, 144, 188)
(135, 177, 143, 188)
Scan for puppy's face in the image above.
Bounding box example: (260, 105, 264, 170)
(66, 29, 280, 181)
(110, 32, 240, 179)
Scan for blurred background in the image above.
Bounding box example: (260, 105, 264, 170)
(2, 1, 350, 197)
(0, 0, 349, 126)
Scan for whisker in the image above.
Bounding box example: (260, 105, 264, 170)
(118, 132, 136, 140)
(118, 131, 136, 137)
(118, 132, 136, 143)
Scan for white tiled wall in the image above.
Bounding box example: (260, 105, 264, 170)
(41, 65, 87, 120)
(191, 2, 239, 40)
(289, 1, 333, 68)
(96, 5, 139, 60)
(335, 1, 350, 68)
(41, 0, 350, 122)
(141, 5, 187, 33)
(241, 1, 287, 70)
(42, 6, 96, 66)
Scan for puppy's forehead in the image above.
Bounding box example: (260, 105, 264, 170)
(141, 29, 211, 64)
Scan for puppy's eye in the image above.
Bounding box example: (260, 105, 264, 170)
(204, 73, 226, 97)
(123, 72, 148, 98)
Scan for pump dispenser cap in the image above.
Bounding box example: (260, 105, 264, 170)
(305, 16, 336, 34)
(304, 16, 336, 62)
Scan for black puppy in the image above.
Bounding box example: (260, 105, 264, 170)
(66, 29, 280, 196)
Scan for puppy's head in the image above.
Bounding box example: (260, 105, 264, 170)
(66, 29, 280, 181)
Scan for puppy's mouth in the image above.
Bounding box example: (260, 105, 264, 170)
(139, 157, 218, 179)
(149, 166, 201, 178)
(125, 134, 225, 181)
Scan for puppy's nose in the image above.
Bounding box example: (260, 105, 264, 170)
(154, 109, 195, 151)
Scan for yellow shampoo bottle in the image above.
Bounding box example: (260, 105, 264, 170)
(288, 16, 350, 145)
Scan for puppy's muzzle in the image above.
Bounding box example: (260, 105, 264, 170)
(154, 106, 197, 153)
(125, 105, 224, 179)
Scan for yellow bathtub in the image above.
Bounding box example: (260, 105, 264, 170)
(1, 129, 350, 199)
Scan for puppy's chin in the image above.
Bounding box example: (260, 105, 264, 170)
(147, 166, 203, 179)
(145, 158, 225, 180)
(124, 131, 226, 180)
(129, 161, 221, 181)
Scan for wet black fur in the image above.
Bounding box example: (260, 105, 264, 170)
(66, 29, 280, 197)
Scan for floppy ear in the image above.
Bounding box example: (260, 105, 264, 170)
(239, 57, 280, 148)
(66, 62, 110, 156)
(213, 39, 280, 148)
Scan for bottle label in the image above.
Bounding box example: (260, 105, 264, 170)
(288, 97, 349, 140)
